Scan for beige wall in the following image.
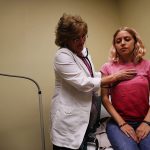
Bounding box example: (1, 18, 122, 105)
(0, 0, 149, 150)
(117, 0, 150, 59)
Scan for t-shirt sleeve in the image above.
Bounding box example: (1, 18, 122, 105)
(148, 61, 150, 85)
(100, 63, 110, 76)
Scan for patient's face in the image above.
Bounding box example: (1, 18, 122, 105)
(114, 31, 135, 59)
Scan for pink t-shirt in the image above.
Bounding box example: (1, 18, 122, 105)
(101, 59, 150, 121)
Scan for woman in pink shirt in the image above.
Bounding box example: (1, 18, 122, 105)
(101, 27, 150, 150)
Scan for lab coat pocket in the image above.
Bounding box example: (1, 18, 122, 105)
(53, 104, 85, 133)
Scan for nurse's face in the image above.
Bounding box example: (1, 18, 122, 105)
(68, 34, 87, 56)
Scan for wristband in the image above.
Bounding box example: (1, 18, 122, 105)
(119, 122, 127, 128)
(142, 120, 150, 126)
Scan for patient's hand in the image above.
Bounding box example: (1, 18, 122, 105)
(120, 123, 139, 143)
(136, 122, 150, 141)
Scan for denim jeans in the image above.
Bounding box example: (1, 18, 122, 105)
(106, 119, 150, 150)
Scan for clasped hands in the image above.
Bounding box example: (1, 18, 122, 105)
(120, 122, 150, 143)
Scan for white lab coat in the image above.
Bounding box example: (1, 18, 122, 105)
(50, 47, 101, 149)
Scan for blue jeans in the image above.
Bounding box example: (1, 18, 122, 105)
(106, 119, 150, 150)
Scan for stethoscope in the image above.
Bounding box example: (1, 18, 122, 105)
(79, 48, 94, 77)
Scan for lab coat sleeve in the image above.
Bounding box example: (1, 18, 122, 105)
(54, 50, 101, 93)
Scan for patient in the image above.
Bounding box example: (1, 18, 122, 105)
(101, 27, 150, 150)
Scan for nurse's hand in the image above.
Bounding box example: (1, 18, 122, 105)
(114, 69, 137, 81)
(101, 69, 137, 86)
